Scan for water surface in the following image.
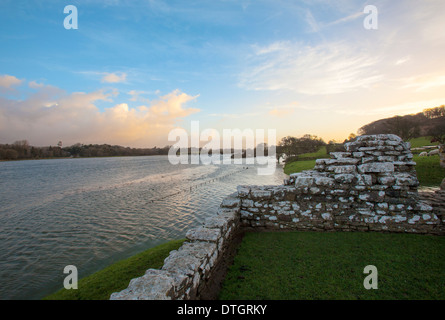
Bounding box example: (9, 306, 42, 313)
(0, 155, 286, 299)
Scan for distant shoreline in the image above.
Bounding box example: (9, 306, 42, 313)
(0, 154, 272, 163)
(0, 154, 163, 163)
(0, 154, 188, 163)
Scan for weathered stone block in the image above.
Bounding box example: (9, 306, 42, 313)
(241, 199, 254, 208)
(377, 156, 395, 162)
(237, 185, 250, 197)
(394, 173, 419, 187)
(358, 162, 394, 173)
(359, 147, 377, 151)
(326, 165, 356, 174)
(314, 176, 335, 186)
(378, 174, 396, 185)
(330, 152, 352, 159)
(221, 197, 241, 208)
(162, 250, 205, 277)
(186, 227, 221, 242)
(250, 189, 273, 200)
(356, 174, 373, 186)
(203, 216, 230, 232)
(295, 176, 314, 188)
(110, 269, 181, 300)
(179, 241, 217, 262)
(334, 174, 356, 184)
(325, 158, 360, 165)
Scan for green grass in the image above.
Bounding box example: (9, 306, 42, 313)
(283, 159, 316, 175)
(408, 136, 439, 148)
(298, 146, 329, 160)
(283, 146, 328, 175)
(413, 154, 445, 187)
(43, 239, 185, 300)
(219, 231, 445, 300)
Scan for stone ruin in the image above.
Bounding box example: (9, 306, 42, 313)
(240, 134, 443, 234)
(110, 134, 444, 300)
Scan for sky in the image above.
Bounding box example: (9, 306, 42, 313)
(0, 0, 444, 148)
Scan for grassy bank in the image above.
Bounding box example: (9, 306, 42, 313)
(43, 239, 185, 300)
(219, 231, 445, 300)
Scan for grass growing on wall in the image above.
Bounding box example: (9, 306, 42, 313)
(43, 239, 185, 300)
(219, 231, 445, 300)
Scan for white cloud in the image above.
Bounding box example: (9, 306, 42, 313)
(128, 90, 153, 103)
(0, 79, 200, 147)
(325, 11, 363, 27)
(101, 72, 127, 83)
(0, 74, 22, 89)
(238, 0, 445, 106)
(304, 10, 320, 33)
(239, 41, 384, 95)
(299, 3, 364, 33)
(336, 98, 445, 118)
(402, 75, 445, 92)
(28, 81, 45, 89)
(76, 71, 129, 84)
(395, 57, 410, 66)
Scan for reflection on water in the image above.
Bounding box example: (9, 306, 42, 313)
(0, 155, 286, 299)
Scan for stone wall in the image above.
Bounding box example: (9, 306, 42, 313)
(110, 134, 444, 300)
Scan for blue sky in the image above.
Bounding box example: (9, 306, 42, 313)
(1, 0, 445, 147)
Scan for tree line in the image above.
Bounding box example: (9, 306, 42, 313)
(3, 105, 442, 161)
(0, 137, 339, 162)
(358, 105, 445, 143)
(0, 141, 171, 161)
(276, 134, 330, 163)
